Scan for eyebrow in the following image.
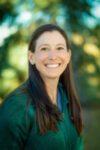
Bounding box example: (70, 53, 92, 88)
(38, 43, 66, 48)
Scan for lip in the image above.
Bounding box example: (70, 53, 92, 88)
(45, 63, 61, 65)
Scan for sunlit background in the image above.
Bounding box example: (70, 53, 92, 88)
(0, 0, 100, 149)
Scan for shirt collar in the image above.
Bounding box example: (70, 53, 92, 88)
(58, 82, 69, 105)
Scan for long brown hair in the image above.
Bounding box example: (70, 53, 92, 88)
(27, 24, 84, 136)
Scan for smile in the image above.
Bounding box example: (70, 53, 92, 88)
(45, 64, 61, 68)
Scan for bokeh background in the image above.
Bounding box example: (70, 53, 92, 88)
(0, 0, 100, 149)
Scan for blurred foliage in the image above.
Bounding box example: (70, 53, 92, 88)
(0, 0, 100, 105)
(0, 0, 100, 149)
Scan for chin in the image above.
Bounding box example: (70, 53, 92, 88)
(39, 72, 62, 80)
(46, 75, 60, 79)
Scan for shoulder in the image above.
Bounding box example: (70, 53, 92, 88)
(5, 79, 29, 99)
(0, 79, 35, 132)
(2, 79, 30, 106)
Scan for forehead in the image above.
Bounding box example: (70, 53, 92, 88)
(36, 31, 66, 46)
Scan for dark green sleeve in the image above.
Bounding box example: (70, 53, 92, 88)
(0, 96, 34, 150)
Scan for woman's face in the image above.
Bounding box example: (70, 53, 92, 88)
(28, 31, 71, 81)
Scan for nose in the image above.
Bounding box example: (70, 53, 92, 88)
(48, 49, 57, 59)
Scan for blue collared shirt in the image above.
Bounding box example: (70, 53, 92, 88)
(57, 88, 62, 112)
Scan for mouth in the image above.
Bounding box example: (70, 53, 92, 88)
(45, 63, 61, 68)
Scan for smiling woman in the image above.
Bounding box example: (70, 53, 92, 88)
(0, 24, 84, 150)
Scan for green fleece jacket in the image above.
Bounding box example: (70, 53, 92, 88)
(0, 79, 83, 150)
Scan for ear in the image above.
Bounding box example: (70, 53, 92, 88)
(67, 49, 71, 64)
(27, 50, 35, 65)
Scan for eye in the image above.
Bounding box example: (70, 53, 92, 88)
(40, 47, 48, 51)
(57, 47, 64, 50)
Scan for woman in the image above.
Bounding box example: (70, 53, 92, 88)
(0, 24, 84, 150)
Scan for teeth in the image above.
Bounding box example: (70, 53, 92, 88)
(46, 64, 60, 68)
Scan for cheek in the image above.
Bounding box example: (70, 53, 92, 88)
(59, 53, 68, 62)
(36, 53, 47, 63)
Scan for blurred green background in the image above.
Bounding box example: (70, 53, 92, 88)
(0, 0, 100, 149)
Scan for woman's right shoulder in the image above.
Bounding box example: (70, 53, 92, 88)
(2, 79, 31, 103)
(0, 79, 36, 126)
(0, 79, 36, 135)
